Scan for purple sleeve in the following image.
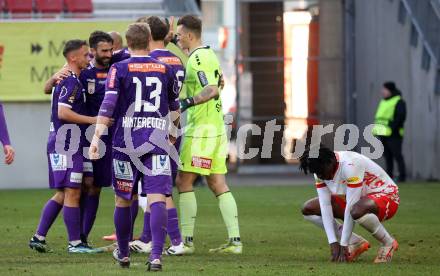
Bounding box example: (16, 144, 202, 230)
(0, 103, 11, 146)
(110, 48, 130, 64)
(168, 67, 180, 111)
(58, 78, 80, 108)
(98, 93, 118, 117)
(99, 65, 120, 117)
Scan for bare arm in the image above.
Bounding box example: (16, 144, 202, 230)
(193, 85, 219, 105)
(58, 105, 96, 125)
(316, 185, 338, 244)
(89, 116, 112, 160)
(169, 110, 181, 144)
(94, 116, 112, 139)
(44, 78, 57, 94)
(180, 85, 219, 112)
(44, 66, 71, 94)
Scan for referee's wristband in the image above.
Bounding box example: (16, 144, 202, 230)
(179, 97, 195, 112)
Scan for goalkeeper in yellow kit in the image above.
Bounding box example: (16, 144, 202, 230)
(176, 15, 242, 254)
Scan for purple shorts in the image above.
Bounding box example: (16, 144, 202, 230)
(83, 141, 112, 187)
(112, 151, 172, 200)
(92, 150, 112, 187)
(48, 152, 83, 189)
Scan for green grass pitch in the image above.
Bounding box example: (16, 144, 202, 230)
(0, 182, 439, 275)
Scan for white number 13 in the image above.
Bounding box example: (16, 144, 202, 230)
(133, 76, 162, 112)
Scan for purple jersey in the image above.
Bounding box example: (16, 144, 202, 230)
(48, 73, 87, 153)
(79, 63, 109, 116)
(79, 50, 130, 117)
(99, 56, 179, 154)
(149, 49, 185, 93)
(0, 102, 11, 146)
(111, 48, 131, 64)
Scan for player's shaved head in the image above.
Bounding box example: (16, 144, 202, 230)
(108, 31, 123, 51)
(89, 31, 113, 49)
(125, 23, 151, 50)
(177, 15, 202, 38)
(63, 39, 88, 58)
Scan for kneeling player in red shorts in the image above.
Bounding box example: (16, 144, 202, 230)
(299, 146, 399, 263)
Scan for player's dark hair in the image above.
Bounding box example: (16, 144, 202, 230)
(146, 16, 169, 41)
(125, 23, 151, 50)
(63, 39, 87, 58)
(89, 31, 113, 49)
(135, 16, 148, 23)
(299, 145, 336, 175)
(177, 15, 202, 38)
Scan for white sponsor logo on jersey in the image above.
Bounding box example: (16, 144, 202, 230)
(50, 154, 67, 171)
(152, 155, 171, 176)
(70, 172, 83, 183)
(87, 79, 95, 94)
(60, 86, 68, 98)
(113, 159, 134, 180)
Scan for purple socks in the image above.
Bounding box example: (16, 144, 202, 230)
(139, 211, 151, 243)
(167, 208, 182, 246)
(139, 208, 182, 246)
(114, 206, 131, 258)
(150, 202, 167, 261)
(36, 199, 63, 237)
(63, 206, 81, 242)
(130, 199, 139, 241)
(81, 194, 100, 239)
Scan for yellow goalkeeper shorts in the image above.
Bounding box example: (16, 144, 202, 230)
(179, 134, 228, 175)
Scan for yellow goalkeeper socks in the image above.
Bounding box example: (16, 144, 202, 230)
(179, 191, 197, 239)
(218, 192, 240, 239)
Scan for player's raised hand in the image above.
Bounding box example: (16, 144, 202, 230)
(3, 145, 15, 165)
(164, 16, 175, 45)
(330, 242, 340, 262)
(169, 16, 174, 32)
(337, 246, 349, 263)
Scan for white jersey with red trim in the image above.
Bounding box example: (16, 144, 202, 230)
(314, 151, 399, 197)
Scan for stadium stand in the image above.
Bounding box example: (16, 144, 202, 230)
(35, 0, 63, 13)
(1, 0, 200, 19)
(5, 0, 33, 13)
(64, 0, 93, 13)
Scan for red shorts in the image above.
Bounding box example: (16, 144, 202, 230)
(331, 193, 399, 221)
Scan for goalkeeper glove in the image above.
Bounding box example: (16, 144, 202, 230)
(179, 97, 195, 112)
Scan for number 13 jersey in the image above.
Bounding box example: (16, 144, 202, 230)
(103, 56, 179, 154)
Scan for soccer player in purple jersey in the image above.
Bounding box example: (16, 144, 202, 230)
(0, 102, 14, 165)
(110, 45, 131, 64)
(128, 16, 189, 256)
(43, 31, 138, 245)
(78, 31, 115, 246)
(29, 40, 99, 253)
(89, 23, 180, 271)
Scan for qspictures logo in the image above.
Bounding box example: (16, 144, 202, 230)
(0, 44, 4, 80)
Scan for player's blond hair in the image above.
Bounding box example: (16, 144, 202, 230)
(125, 23, 150, 50)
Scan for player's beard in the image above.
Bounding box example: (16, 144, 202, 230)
(96, 56, 111, 68)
